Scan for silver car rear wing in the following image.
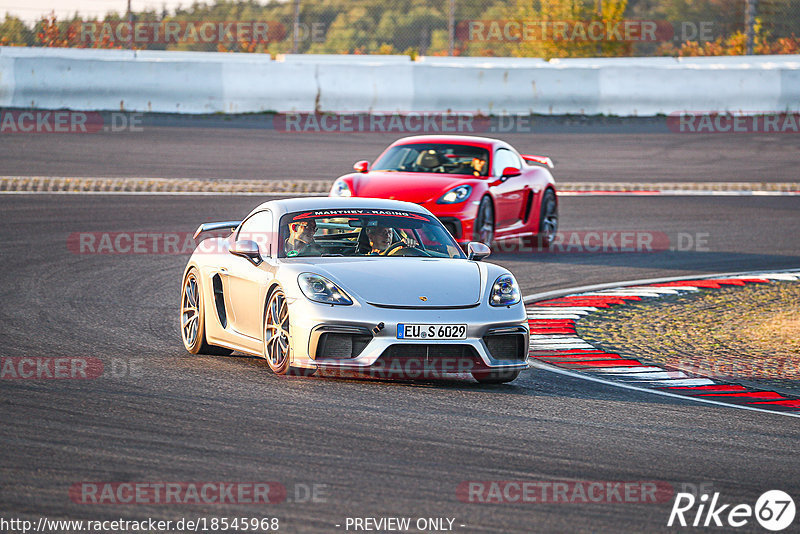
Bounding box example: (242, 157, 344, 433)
(193, 221, 241, 240)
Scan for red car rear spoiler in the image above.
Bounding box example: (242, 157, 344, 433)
(521, 154, 554, 169)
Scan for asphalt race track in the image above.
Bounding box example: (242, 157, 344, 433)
(1, 115, 799, 182)
(1, 124, 799, 533)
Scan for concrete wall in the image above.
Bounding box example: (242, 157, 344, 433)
(1, 47, 798, 116)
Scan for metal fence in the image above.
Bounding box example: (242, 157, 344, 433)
(2, 0, 800, 56)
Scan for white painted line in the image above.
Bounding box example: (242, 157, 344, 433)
(612, 371, 690, 380)
(620, 287, 685, 294)
(531, 339, 594, 348)
(578, 291, 663, 298)
(748, 274, 800, 281)
(527, 315, 584, 320)
(592, 366, 665, 373)
(530, 343, 602, 356)
(527, 314, 590, 319)
(531, 362, 800, 418)
(527, 307, 597, 313)
(590, 289, 663, 295)
(529, 340, 594, 346)
(528, 337, 590, 342)
(644, 286, 705, 292)
(628, 378, 717, 386)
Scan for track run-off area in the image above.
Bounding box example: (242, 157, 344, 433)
(1, 121, 799, 533)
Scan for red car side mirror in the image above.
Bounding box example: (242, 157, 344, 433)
(501, 166, 521, 178)
(353, 160, 369, 173)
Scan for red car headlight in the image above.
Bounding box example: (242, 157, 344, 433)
(330, 180, 352, 197)
(437, 185, 472, 204)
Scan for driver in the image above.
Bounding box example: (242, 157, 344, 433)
(471, 157, 486, 176)
(366, 225, 417, 255)
(285, 219, 318, 255)
(365, 225, 394, 255)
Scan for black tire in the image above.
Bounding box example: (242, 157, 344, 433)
(535, 188, 558, 248)
(288, 366, 317, 377)
(180, 268, 233, 356)
(474, 196, 494, 245)
(472, 369, 521, 384)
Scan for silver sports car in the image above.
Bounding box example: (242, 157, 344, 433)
(180, 197, 529, 383)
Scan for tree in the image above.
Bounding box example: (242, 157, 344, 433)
(0, 14, 34, 46)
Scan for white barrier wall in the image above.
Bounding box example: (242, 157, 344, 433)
(1, 47, 798, 116)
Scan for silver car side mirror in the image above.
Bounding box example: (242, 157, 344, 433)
(467, 241, 491, 261)
(230, 240, 262, 265)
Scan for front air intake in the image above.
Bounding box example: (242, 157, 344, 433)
(483, 332, 527, 362)
(315, 331, 372, 359)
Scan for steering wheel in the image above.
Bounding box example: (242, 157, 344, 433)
(382, 241, 430, 257)
(381, 241, 407, 255)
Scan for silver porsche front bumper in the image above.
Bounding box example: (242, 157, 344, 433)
(288, 298, 529, 373)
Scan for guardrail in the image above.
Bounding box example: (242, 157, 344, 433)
(1, 47, 798, 116)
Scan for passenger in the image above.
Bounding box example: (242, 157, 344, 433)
(285, 219, 318, 255)
(471, 157, 487, 176)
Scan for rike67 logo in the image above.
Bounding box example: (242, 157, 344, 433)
(668, 490, 796, 531)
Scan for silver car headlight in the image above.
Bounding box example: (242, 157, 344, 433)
(330, 179, 352, 197)
(489, 274, 521, 306)
(298, 273, 353, 305)
(437, 184, 472, 204)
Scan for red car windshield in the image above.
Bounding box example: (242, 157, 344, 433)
(372, 143, 490, 176)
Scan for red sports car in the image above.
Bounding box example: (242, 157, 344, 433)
(329, 135, 558, 248)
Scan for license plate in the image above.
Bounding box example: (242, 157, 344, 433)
(397, 324, 467, 340)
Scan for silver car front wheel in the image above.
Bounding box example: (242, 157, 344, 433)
(264, 288, 291, 374)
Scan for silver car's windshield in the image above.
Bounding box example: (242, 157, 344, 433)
(279, 209, 465, 259)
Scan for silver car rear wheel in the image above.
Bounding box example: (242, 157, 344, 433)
(180, 268, 232, 356)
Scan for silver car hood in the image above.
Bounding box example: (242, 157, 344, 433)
(310, 258, 482, 307)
